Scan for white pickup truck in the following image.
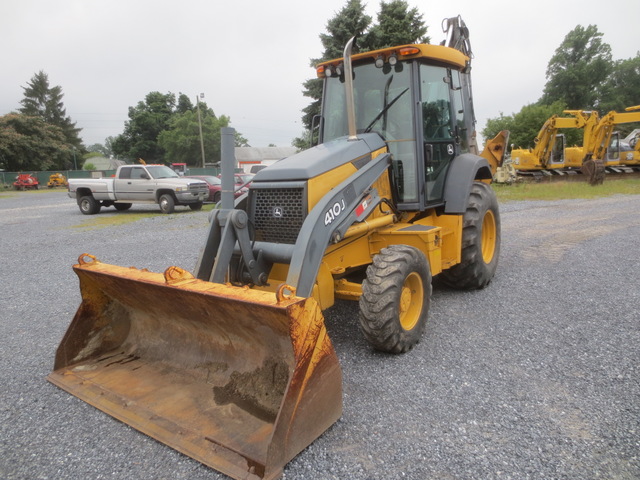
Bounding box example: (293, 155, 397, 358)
(68, 164, 209, 214)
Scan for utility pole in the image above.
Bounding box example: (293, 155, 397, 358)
(196, 93, 206, 168)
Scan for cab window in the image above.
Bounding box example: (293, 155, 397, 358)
(420, 64, 456, 204)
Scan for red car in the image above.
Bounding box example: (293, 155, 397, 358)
(186, 175, 248, 203)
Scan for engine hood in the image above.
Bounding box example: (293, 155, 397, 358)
(253, 133, 386, 182)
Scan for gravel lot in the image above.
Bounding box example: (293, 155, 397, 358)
(1, 189, 639, 480)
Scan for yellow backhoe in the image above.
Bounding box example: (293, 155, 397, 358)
(49, 17, 503, 480)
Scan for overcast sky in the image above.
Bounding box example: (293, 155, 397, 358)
(1, 0, 639, 149)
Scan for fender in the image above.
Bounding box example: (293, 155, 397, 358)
(443, 153, 492, 214)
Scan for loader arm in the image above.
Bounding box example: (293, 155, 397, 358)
(287, 152, 391, 297)
(195, 146, 392, 299)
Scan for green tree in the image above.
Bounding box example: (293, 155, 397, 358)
(541, 25, 612, 109)
(158, 105, 230, 166)
(297, 0, 373, 148)
(19, 70, 83, 152)
(598, 53, 640, 113)
(482, 101, 583, 150)
(364, 0, 429, 50)
(111, 91, 177, 162)
(0, 114, 71, 171)
(87, 143, 109, 156)
(157, 100, 250, 166)
(296, 0, 431, 148)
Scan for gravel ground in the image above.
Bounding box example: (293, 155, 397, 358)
(1, 189, 639, 480)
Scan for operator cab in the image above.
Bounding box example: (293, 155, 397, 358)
(317, 44, 476, 211)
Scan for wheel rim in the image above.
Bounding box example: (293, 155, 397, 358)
(399, 272, 423, 331)
(481, 209, 497, 263)
(81, 200, 89, 212)
(160, 198, 168, 211)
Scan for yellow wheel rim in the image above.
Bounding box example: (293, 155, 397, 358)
(481, 209, 497, 264)
(399, 272, 423, 331)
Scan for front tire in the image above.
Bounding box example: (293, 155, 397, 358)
(189, 202, 203, 211)
(79, 195, 101, 215)
(158, 194, 175, 214)
(359, 245, 432, 353)
(439, 182, 500, 289)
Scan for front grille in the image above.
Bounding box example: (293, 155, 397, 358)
(189, 183, 209, 194)
(251, 187, 306, 244)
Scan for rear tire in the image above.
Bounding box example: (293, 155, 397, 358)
(79, 195, 101, 215)
(359, 245, 431, 353)
(114, 203, 132, 211)
(439, 182, 500, 289)
(159, 194, 175, 214)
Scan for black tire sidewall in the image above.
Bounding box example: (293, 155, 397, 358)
(159, 194, 175, 214)
(440, 182, 500, 289)
(79, 195, 100, 215)
(359, 245, 432, 353)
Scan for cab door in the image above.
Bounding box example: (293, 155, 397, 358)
(114, 166, 153, 201)
(419, 64, 462, 205)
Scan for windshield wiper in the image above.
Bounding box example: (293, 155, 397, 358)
(363, 87, 409, 134)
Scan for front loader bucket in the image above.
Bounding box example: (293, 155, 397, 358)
(48, 255, 342, 480)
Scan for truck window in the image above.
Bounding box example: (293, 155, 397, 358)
(131, 167, 147, 179)
(118, 167, 132, 179)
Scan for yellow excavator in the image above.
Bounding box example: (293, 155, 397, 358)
(510, 110, 598, 176)
(49, 17, 504, 480)
(581, 105, 640, 167)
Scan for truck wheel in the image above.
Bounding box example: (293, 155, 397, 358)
(359, 245, 431, 353)
(439, 182, 500, 289)
(159, 194, 175, 214)
(189, 202, 203, 211)
(114, 203, 132, 211)
(79, 195, 101, 215)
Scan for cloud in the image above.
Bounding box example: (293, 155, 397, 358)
(1, 0, 638, 148)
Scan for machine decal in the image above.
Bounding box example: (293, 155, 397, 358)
(324, 198, 346, 226)
(355, 195, 371, 217)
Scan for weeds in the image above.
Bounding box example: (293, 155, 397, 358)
(494, 177, 640, 202)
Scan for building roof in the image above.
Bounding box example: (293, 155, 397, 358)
(234, 146, 298, 163)
(84, 157, 126, 170)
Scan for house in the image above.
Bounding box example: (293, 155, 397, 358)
(84, 156, 126, 171)
(234, 146, 298, 173)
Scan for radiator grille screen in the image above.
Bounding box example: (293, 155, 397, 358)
(251, 187, 306, 244)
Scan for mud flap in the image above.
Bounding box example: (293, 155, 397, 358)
(48, 255, 342, 480)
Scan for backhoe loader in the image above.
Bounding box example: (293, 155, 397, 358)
(49, 16, 502, 480)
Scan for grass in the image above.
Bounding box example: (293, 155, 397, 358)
(73, 212, 160, 229)
(72, 203, 216, 230)
(493, 177, 640, 202)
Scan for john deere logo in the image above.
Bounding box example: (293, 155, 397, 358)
(273, 206, 284, 218)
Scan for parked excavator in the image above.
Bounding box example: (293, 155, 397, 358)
(48, 17, 503, 480)
(510, 110, 598, 176)
(621, 129, 640, 165)
(583, 105, 640, 167)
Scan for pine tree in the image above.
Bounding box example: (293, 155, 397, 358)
(19, 70, 84, 152)
(295, 0, 430, 148)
